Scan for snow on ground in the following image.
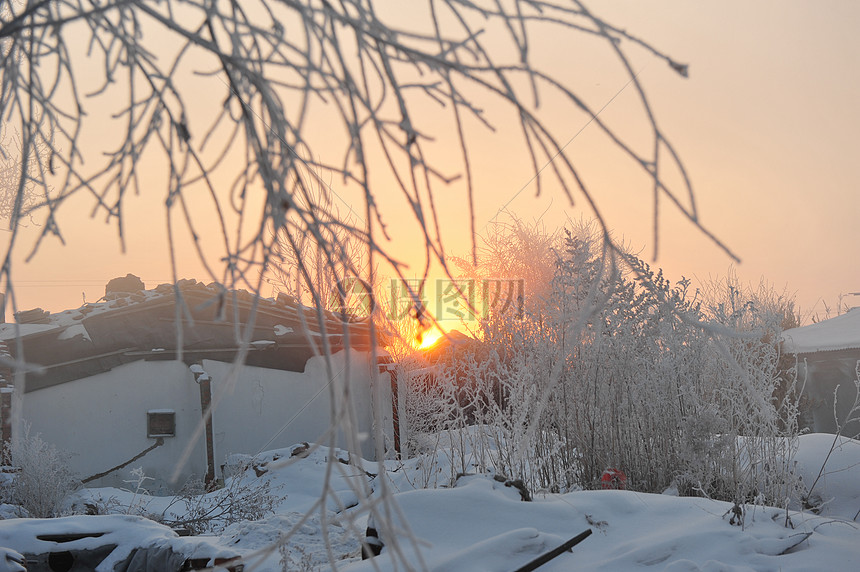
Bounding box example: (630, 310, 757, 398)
(347, 479, 858, 572)
(2, 435, 859, 571)
(792, 433, 860, 521)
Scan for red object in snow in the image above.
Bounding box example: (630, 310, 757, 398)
(600, 468, 627, 489)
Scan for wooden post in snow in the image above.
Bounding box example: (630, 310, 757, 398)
(191, 364, 217, 486)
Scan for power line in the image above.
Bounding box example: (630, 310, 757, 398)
(485, 66, 647, 230)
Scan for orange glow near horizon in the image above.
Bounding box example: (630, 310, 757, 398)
(2, 2, 857, 323)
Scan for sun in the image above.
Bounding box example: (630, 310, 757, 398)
(415, 328, 445, 350)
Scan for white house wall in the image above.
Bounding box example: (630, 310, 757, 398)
(22, 351, 393, 492)
(203, 349, 391, 468)
(22, 360, 208, 493)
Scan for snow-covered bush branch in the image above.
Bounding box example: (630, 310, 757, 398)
(79, 457, 282, 536)
(0, 426, 79, 518)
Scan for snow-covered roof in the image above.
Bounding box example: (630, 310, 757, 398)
(0, 323, 60, 340)
(3, 278, 373, 392)
(781, 308, 860, 354)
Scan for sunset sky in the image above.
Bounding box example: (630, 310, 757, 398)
(2, 0, 858, 325)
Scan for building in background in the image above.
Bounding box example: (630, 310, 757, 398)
(782, 310, 860, 438)
(0, 277, 393, 492)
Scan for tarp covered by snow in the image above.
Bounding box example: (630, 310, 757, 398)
(781, 309, 860, 354)
(0, 515, 236, 572)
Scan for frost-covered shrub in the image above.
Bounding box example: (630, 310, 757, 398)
(409, 222, 803, 507)
(1, 427, 80, 517)
(159, 469, 280, 535)
(87, 459, 282, 534)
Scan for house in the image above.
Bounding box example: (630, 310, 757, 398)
(0, 277, 394, 492)
(781, 309, 860, 437)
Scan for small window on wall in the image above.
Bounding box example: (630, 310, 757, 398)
(147, 410, 176, 438)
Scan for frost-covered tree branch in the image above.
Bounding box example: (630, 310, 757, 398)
(0, 1, 729, 300)
(0, 1, 733, 567)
